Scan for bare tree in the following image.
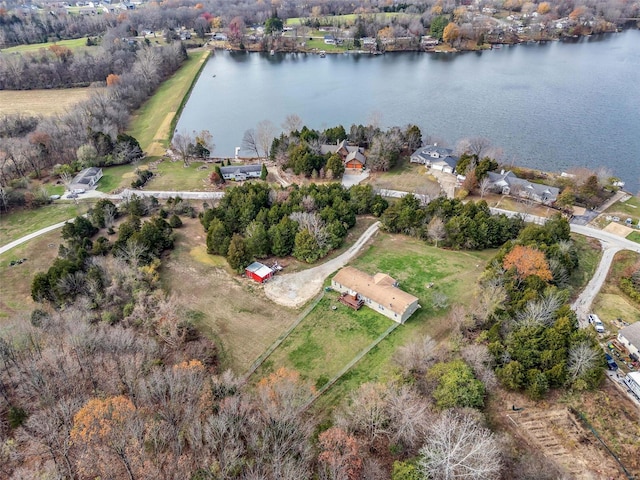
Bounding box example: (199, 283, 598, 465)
(419, 410, 502, 480)
(385, 384, 433, 449)
(461, 344, 498, 391)
(567, 341, 601, 382)
(393, 335, 437, 376)
(515, 291, 564, 328)
(289, 211, 329, 248)
(256, 120, 276, 158)
(427, 216, 446, 247)
(282, 114, 302, 134)
(171, 130, 194, 167)
(479, 176, 492, 198)
(337, 383, 389, 445)
(103, 203, 117, 230)
(118, 239, 148, 267)
(242, 128, 260, 157)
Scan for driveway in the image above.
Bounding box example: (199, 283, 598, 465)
(264, 222, 380, 308)
(341, 170, 370, 188)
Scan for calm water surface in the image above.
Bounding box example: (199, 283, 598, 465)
(177, 30, 640, 191)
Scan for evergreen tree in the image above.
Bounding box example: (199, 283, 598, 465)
(227, 234, 251, 272)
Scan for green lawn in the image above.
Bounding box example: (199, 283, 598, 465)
(568, 234, 602, 295)
(96, 163, 145, 193)
(304, 39, 346, 51)
(0, 203, 91, 246)
(257, 295, 394, 387)
(144, 159, 214, 191)
(254, 233, 494, 408)
(604, 195, 640, 218)
(286, 12, 417, 26)
(127, 50, 210, 155)
(1, 37, 93, 54)
(626, 231, 640, 244)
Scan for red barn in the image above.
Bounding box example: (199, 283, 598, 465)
(245, 262, 274, 283)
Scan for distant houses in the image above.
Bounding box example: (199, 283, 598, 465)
(331, 266, 420, 324)
(220, 164, 262, 181)
(410, 144, 459, 174)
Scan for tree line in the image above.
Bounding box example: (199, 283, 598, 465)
(201, 182, 387, 268)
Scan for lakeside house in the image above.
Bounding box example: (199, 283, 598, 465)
(320, 140, 366, 170)
(410, 144, 459, 174)
(70, 167, 103, 191)
(486, 170, 559, 205)
(220, 164, 262, 181)
(331, 266, 420, 324)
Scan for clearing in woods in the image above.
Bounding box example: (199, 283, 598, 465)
(0, 88, 99, 116)
(161, 217, 298, 372)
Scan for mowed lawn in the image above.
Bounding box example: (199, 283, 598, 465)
(256, 295, 394, 388)
(127, 50, 210, 154)
(0, 37, 92, 54)
(593, 250, 640, 328)
(0, 230, 62, 320)
(257, 233, 495, 405)
(0, 88, 99, 116)
(0, 202, 90, 246)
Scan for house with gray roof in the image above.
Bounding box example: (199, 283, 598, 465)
(70, 167, 103, 191)
(486, 170, 559, 205)
(220, 164, 263, 181)
(410, 144, 459, 174)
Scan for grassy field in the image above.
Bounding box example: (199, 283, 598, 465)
(0, 202, 90, 245)
(256, 232, 496, 409)
(568, 234, 602, 296)
(161, 217, 298, 372)
(127, 50, 210, 155)
(0, 88, 98, 116)
(626, 231, 640, 244)
(604, 194, 640, 219)
(0, 37, 92, 54)
(0, 230, 62, 320)
(257, 294, 394, 387)
(366, 158, 440, 193)
(96, 163, 144, 193)
(144, 159, 218, 191)
(592, 250, 640, 329)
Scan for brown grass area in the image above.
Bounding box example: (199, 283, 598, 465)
(0, 230, 62, 320)
(487, 384, 640, 479)
(161, 218, 298, 373)
(603, 222, 634, 237)
(0, 88, 99, 116)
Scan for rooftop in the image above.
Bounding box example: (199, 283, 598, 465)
(333, 266, 418, 317)
(620, 322, 640, 348)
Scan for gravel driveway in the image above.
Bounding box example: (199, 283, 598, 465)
(264, 222, 380, 308)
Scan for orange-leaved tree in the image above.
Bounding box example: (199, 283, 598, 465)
(503, 245, 553, 282)
(106, 73, 120, 86)
(71, 396, 141, 480)
(318, 427, 363, 480)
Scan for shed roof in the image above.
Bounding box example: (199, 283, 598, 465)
(333, 266, 418, 317)
(619, 322, 640, 349)
(246, 261, 273, 278)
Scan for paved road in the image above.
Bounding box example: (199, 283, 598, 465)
(0, 220, 72, 256)
(264, 222, 381, 308)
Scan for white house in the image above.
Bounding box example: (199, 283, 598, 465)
(220, 164, 263, 181)
(70, 167, 103, 191)
(618, 322, 640, 359)
(331, 266, 420, 324)
(485, 170, 559, 205)
(410, 144, 459, 174)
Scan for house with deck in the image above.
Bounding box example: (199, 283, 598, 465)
(331, 266, 420, 324)
(486, 170, 559, 205)
(220, 164, 263, 181)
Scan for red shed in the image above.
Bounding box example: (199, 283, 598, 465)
(245, 262, 274, 283)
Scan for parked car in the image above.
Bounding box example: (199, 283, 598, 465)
(588, 314, 597, 324)
(66, 193, 78, 199)
(605, 353, 619, 370)
(594, 320, 605, 333)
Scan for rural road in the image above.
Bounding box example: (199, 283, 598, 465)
(264, 222, 381, 308)
(0, 220, 71, 256)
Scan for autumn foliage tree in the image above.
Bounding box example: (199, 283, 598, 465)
(443, 22, 460, 46)
(106, 73, 121, 86)
(503, 245, 553, 282)
(318, 427, 363, 480)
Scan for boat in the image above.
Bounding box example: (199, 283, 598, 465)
(270, 49, 275, 56)
(319, 50, 326, 57)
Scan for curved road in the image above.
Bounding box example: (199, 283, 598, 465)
(264, 222, 381, 308)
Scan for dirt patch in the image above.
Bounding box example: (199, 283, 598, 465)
(0, 88, 101, 116)
(603, 222, 635, 237)
(162, 218, 297, 372)
(489, 385, 640, 479)
(154, 112, 175, 141)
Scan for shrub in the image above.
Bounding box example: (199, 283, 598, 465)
(169, 214, 183, 228)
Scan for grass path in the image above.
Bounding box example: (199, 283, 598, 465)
(127, 50, 210, 154)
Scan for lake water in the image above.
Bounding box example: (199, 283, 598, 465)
(177, 30, 640, 192)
